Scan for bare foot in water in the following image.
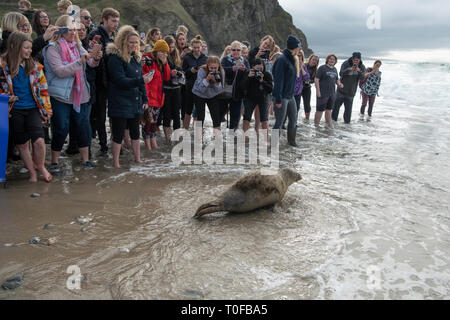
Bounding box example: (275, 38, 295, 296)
(37, 167, 52, 183)
(114, 163, 121, 169)
(29, 171, 38, 182)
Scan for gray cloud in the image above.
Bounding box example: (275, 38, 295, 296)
(279, 0, 450, 57)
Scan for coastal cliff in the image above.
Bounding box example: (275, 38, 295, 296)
(0, 0, 312, 55)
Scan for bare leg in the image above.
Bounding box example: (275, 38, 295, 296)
(183, 114, 191, 130)
(150, 137, 158, 149)
(144, 138, 151, 150)
(325, 110, 332, 126)
(254, 106, 261, 131)
(163, 126, 171, 143)
(305, 112, 310, 120)
(17, 142, 38, 182)
(79, 147, 89, 163)
(51, 150, 61, 164)
(32, 138, 52, 182)
(131, 139, 141, 163)
(112, 141, 122, 168)
(314, 111, 323, 126)
(261, 121, 269, 142)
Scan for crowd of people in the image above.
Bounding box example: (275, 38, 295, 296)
(0, 0, 383, 182)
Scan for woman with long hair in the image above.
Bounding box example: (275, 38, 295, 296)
(360, 60, 382, 120)
(182, 36, 207, 129)
(43, 15, 102, 171)
(144, 27, 162, 52)
(106, 25, 150, 168)
(314, 54, 343, 126)
(192, 56, 225, 130)
(301, 54, 319, 120)
(0, 31, 52, 182)
(1, 12, 32, 54)
(161, 35, 183, 142)
(142, 39, 171, 150)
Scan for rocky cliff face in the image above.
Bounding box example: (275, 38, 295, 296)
(0, 0, 312, 56)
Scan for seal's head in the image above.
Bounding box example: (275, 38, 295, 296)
(281, 168, 302, 185)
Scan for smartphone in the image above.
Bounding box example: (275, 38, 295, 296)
(148, 70, 155, 77)
(235, 61, 244, 67)
(54, 27, 69, 35)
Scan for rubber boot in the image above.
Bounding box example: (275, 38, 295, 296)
(287, 125, 297, 147)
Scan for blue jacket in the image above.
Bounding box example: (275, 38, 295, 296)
(106, 44, 147, 119)
(272, 49, 297, 104)
(43, 42, 88, 103)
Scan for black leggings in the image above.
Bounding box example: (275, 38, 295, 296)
(163, 88, 181, 130)
(111, 116, 140, 144)
(193, 95, 222, 128)
(301, 85, 312, 113)
(184, 85, 195, 116)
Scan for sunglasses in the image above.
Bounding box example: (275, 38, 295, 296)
(231, 49, 241, 52)
(82, 16, 92, 20)
(18, 23, 31, 29)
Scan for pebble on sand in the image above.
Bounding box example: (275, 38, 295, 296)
(119, 248, 130, 253)
(45, 237, 57, 246)
(43, 224, 55, 230)
(2, 274, 24, 290)
(28, 237, 40, 244)
(31, 193, 40, 198)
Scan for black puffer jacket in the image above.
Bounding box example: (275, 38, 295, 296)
(106, 44, 147, 119)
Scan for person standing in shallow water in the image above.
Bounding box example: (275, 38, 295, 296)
(314, 54, 343, 126)
(301, 54, 319, 121)
(106, 25, 151, 168)
(360, 60, 382, 121)
(0, 31, 52, 182)
(331, 52, 366, 124)
(272, 35, 303, 147)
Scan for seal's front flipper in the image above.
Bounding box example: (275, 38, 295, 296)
(193, 201, 224, 219)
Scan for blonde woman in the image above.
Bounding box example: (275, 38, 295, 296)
(43, 15, 101, 171)
(248, 35, 275, 65)
(106, 25, 151, 168)
(0, 12, 32, 54)
(220, 45, 231, 60)
(57, 0, 72, 16)
(220, 40, 250, 130)
(272, 35, 303, 147)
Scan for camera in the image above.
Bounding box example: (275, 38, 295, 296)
(211, 71, 221, 83)
(252, 69, 262, 81)
(176, 70, 186, 85)
(143, 56, 154, 67)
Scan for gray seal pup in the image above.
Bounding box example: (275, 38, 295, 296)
(194, 168, 302, 218)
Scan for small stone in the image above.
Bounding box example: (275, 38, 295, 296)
(77, 216, 93, 225)
(4, 243, 14, 247)
(70, 221, 75, 225)
(43, 224, 55, 230)
(2, 273, 24, 290)
(74, 177, 79, 182)
(81, 227, 88, 232)
(31, 193, 40, 198)
(88, 213, 93, 217)
(45, 237, 57, 246)
(28, 237, 40, 244)
(119, 248, 130, 253)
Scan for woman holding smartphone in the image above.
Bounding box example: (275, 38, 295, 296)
(43, 15, 102, 171)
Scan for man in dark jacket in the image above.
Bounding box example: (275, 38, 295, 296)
(332, 52, 366, 124)
(88, 8, 120, 155)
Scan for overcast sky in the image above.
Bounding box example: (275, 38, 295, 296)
(278, 0, 450, 62)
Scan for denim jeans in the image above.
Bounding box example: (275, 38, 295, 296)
(273, 97, 298, 130)
(332, 91, 354, 123)
(51, 97, 92, 151)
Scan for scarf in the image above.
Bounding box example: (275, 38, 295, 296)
(59, 38, 82, 112)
